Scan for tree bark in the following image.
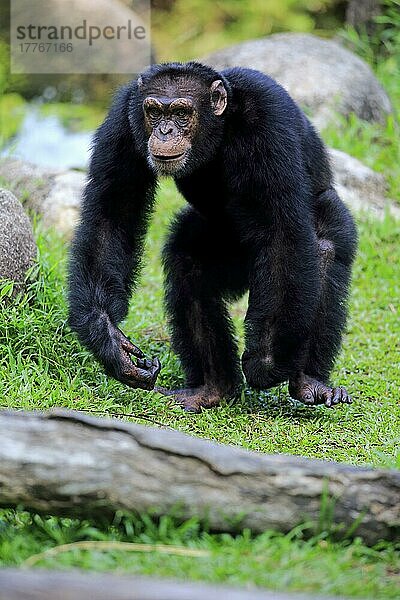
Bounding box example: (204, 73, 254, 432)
(0, 409, 399, 545)
(0, 569, 341, 600)
(346, 0, 381, 33)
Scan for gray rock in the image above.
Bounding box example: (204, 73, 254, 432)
(0, 189, 37, 296)
(203, 33, 392, 129)
(0, 159, 86, 236)
(0, 158, 55, 213)
(42, 170, 86, 233)
(329, 148, 400, 218)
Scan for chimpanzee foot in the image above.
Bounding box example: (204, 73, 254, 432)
(288, 374, 352, 408)
(158, 385, 226, 413)
(178, 386, 225, 412)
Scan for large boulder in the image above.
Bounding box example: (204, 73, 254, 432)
(0, 189, 37, 296)
(203, 33, 392, 129)
(0, 159, 86, 236)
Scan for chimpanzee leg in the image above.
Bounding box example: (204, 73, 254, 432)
(289, 188, 357, 407)
(162, 207, 248, 412)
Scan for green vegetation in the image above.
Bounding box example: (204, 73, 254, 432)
(322, 109, 400, 204)
(0, 181, 399, 597)
(152, 0, 342, 61)
(0, 39, 28, 144)
(1, 1, 400, 596)
(340, 0, 400, 67)
(1, 510, 399, 598)
(322, 2, 400, 203)
(0, 93, 26, 145)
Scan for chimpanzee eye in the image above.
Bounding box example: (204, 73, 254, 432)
(174, 108, 191, 124)
(147, 107, 162, 121)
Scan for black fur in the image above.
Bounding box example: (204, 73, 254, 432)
(68, 61, 357, 400)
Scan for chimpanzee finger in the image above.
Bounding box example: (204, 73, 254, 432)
(331, 387, 342, 405)
(141, 358, 161, 386)
(122, 377, 154, 391)
(121, 340, 145, 358)
(342, 388, 352, 404)
(121, 356, 161, 390)
(121, 371, 154, 390)
(135, 357, 159, 372)
(133, 358, 161, 383)
(136, 358, 152, 369)
(117, 328, 144, 358)
(133, 367, 156, 382)
(302, 392, 314, 404)
(324, 390, 334, 408)
(140, 358, 155, 369)
(151, 357, 161, 377)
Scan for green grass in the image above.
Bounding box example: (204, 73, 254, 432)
(1, 511, 399, 598)
(1, 180, 399, 466)
(0, 93, 27, 146)
(1, 180, 400, 597)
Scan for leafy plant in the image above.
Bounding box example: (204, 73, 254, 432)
(339, 0, 400, 66)
(151, 0, 340, 61)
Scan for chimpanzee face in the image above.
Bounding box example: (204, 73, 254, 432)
(143, 93, 197, 175)
(140, 75, 227, 176)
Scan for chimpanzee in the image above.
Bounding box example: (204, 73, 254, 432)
(68, 61, 357, 412)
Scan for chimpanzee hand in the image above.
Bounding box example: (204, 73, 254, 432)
(112, 327, 161, 390)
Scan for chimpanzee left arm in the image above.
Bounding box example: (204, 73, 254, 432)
(241, 213, 320, 389)
(231, 128, 320, 389)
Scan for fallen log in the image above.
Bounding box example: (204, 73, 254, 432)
(0, 409, 399, 544)
(0, 569, 344, 600)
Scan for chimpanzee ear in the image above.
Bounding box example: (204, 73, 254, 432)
(210, 80, 227, 116)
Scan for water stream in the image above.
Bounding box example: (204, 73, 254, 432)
(2, 107, 93, 170)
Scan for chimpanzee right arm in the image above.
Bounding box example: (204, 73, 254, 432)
(68, 84, 160, 389)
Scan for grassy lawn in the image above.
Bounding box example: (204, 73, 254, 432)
(1, 179, 399, 597)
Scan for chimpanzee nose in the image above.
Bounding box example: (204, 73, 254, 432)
(160, 121, 173, 135)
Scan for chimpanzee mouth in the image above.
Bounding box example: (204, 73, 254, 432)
(152, 152, 185, 162)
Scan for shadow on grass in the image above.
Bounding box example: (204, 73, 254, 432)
(223, 387, 330, 422)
